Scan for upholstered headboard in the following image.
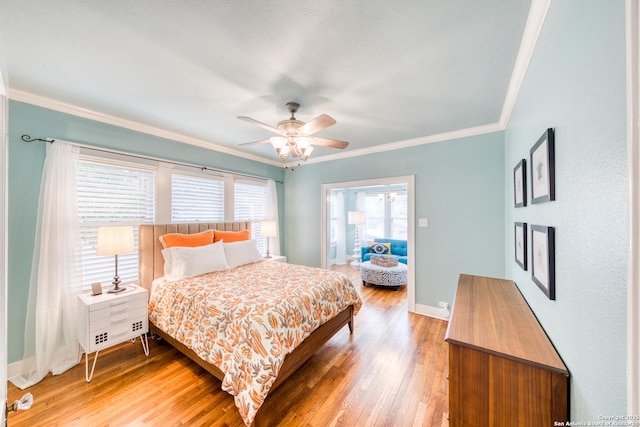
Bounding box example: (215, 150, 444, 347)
(138, 222, 251, 293)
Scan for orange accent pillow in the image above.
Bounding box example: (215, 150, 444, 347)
(213, 229, 251, 243)
(159, 230, 214, 249)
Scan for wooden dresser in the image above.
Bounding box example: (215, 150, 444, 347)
(445, 274, 569, 426)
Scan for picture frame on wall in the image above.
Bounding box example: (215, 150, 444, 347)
(513, 159, 527, 207)
(514, 222, 527, 270)
(531, 224, 555, 300)
(530, 128, 555, 204)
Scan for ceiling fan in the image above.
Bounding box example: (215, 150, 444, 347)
(237, 102, 349, 161)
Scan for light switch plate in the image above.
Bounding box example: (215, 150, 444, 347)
(419, 218, 429, 227)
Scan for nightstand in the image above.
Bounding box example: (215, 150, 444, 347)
(77, 285, 149, 382)
(266, 255, 287, 262)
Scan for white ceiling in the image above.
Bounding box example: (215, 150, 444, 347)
(0, 0, 534, 166)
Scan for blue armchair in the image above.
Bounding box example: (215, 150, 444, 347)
(361, 238, 408, 265)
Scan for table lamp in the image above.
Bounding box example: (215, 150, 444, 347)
(96, 225, 135, 293)
(260, 221, 277, 258)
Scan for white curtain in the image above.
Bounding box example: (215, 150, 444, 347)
(265, 179, 280, 256)
(334, 191, 347, 265)
(11, 141, 82, 389)
(356, 192, 366, 247)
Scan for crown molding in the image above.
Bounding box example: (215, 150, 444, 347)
(499, 0, 552, 126)
(290, 121, 505, 167)
(7, 89, 285, 168)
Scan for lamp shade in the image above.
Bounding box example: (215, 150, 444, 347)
(96, 226, 135, 256)
(260, 221, 278, 238)
(348, 211, 366, 225)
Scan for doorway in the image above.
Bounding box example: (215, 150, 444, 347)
(321, 176, 415, 312)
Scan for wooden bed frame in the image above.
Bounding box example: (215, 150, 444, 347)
(138, 222, 355, 425)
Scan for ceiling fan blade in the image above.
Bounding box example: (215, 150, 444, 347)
(298, 114, 336, 136)
(237, 116, 282, 135)
(312, 137, 349, 149)
(239, 139, 271, 146)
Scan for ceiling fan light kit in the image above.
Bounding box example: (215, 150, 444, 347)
(238, 102, 348, 162)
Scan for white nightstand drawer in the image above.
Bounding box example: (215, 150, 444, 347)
(88, 315, 148, 352)
(90, 305, 147, 330)
(84, 289, 147, 312)
(89, 298, 147, 322)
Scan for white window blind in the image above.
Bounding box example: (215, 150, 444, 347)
(171, 173, 224, 222)
(77, 159, 155, 288)
(234, 181, 266, 253)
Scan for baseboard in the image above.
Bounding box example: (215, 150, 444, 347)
(7, 359, 25, 380)
(414, 303, 450, 321)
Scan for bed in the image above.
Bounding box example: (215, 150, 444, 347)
(138, 222, 362, 426)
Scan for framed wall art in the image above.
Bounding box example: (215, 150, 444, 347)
(514, 222, 527, 270)
(530, 128, 555, 204)
(513, 159, 527, 207)
(531, 224, 555, 300)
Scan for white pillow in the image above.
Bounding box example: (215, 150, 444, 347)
(161, 241, 229, 281)
(223, 240, 263, 269)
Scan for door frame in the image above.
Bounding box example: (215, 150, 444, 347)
(321, 175, 415, 313)
(626, 0, 639, 413)
(1, 67, 8, 422)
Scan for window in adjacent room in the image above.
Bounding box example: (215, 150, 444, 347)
(362, 188, 408, 241)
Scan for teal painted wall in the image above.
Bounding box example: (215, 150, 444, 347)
(7, 100, 284, 364)
(504, 0, 627, 419)
(284, 132, 505, 308)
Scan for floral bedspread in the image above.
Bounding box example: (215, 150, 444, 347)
(148, 260, 362, 426)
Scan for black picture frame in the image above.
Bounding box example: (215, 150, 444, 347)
(514, 222, 527, 270)
(513, 159, 527, 207)
(531, 225, 555, 300)
(530, 128, 555, 204)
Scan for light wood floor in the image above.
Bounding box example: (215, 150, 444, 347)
(7, 264, 449, 427)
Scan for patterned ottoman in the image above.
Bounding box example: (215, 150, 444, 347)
(360, 261, 408, 289)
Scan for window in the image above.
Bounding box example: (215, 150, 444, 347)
(76, 151, 275, 287)
(363, 189, 408, 241)
(329, 192, 338, 245)
(77, 159, 155, 288)
(171, 172, 224, 222)
(234, 180, 267, 253)
(390, 192, 408, 239)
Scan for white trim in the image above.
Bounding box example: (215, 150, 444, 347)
(499, 0, 553, 127)
(414, 303, 450, 322)
(7, 359, 25, 381)
(8, 89, 285, 168)
(10, 87, 506, 169)
(627, 0, 640, 414)
(1, 68, 7, 422)
(294, 122, 504, 167)
(321, 175, 416, 313)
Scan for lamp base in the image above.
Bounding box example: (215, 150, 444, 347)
(108, 275, 126, 293)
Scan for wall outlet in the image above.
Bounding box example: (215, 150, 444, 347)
(438, 301, 449, 309)
(418, 218, 429, 227)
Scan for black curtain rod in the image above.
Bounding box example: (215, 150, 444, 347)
(20, 134, 283, 184)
